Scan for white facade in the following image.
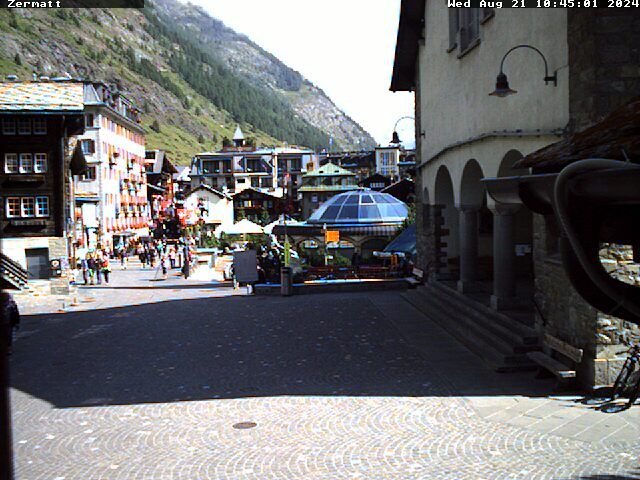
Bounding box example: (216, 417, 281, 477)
(73, 104, 148, 249)
(183, 186, 233, 227)
(375, 147, 400, 179)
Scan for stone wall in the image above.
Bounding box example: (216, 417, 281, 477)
(533, 216, 640, 386)
(568, 11, 640, 132)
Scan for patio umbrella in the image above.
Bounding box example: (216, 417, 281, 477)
(222, 219, 264, 235)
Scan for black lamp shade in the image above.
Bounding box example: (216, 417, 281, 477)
(489, 72, 517, 97)
(390, 131, 401, 144)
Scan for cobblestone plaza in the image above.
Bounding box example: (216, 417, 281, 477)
(9, 274, 640, 479)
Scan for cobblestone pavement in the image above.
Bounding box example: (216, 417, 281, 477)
(14, 265, 242, 316)
(9, 291, 640, 479)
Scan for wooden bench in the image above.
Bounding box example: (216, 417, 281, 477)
(527, 334, 583, 382)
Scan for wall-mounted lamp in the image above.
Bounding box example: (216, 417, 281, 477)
(489, 44, 557, 98)
(390, 116, 424, 145)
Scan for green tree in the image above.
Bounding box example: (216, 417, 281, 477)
(150, 119, 161, 133)
(259, 207, 270, 226)
(197, 134, 205, 144)
(222, 136, 232, 148)
(13, 53, 22, 66)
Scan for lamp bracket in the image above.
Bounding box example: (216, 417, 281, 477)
(499, 44, 557, 87)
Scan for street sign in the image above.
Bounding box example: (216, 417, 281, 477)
(233, 250, 259, 283)
(325, 230, 339, 243)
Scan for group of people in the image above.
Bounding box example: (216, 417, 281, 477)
(79, 250, 111, 285)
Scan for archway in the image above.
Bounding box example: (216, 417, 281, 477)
(458, 160, 489, 291)
(434, 166, 459, 280)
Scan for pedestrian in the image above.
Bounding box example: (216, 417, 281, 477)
(80, 255, 89, 285)
(160, 253, 168, 277)
(95, 251, 103, 285)
(101, 255, 111, 284)
(168, 247, 176, 269)
(120, 245, 128, 270)
(1, 292, 20, 355)
(86, 253, 96, 285)
(139, 244, 147, 269)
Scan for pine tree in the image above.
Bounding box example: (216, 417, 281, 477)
(150, 120, 161, 133)
(197, 134, 205, 144)
(14, 53, 22, 66)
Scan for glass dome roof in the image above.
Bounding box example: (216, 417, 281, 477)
(308, 190, 408, 224)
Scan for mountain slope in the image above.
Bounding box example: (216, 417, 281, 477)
(0, 3, 375, 164)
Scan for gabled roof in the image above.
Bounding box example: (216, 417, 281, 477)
(0, 81, 85, 112)
(185, 183, 231, 200)
(390, 0, 425, 92)
(303, 162, 355, 177)
(518, 96, 640, 171)
(231, 187, 281, 200)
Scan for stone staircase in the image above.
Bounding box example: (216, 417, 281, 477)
(403, 282, 541, 372)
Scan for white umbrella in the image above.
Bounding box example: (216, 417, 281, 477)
(222, 219, 264, 235)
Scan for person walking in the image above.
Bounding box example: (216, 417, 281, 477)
(120, 245, 128, 270)
(1, 292, 20, 355)
(80, 255, 89, 285)
(95, 251, 103, 285)
(168, 247, 176, 269)
(139, 244, 147, 269)
(86, 253, 96, 285)
(101, 255, 111, 284)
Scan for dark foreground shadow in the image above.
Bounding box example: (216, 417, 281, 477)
(9, 293, 570, 408)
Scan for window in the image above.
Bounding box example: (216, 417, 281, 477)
(449, 8, 484, 54)
(237, 178, 246, 184)
(2, 118, 16, 135)
(19, 153, 33, 173)
(81, 139, 96, 155)
(21, 197, 35, 217)
(17, 118, 31, 135)
(34, 153, 48, 173)
(35, 196, 49, 217)
(311, 195, 318, 203)
(4, 153, 18, 173)
(33, 118, 46, 135)
(5, 197, 20, 218)
(81, 166, 97, 181)
(85, 114, 95, 128)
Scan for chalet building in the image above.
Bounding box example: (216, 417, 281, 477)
(360, 173, 392, 191)
(73, 82, 148, 250)
(0, 80, 87, 294)
(182, 184, 233, 233)
(232, 187, 283, 226)
(299, 162, 359, 219)
(189, 126, 316, 205)
(319, 151, 375, 182)
(381, 178, 416, 205)
(145, 150, 178, 239)
(392, 4, 640, 386)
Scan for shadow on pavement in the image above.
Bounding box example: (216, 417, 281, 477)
(11, 293, 559, 408)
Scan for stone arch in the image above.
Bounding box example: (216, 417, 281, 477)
(422, 187, 430, 205)
(434, 165, 459, 279)
(460, 159, 485, 209)
(498, 149, 529, 177)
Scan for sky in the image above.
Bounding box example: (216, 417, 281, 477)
(182, 0, 415, 147)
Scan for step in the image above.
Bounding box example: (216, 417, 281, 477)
(403, 290, 535, 372)
(424, 286, 535, 356)
(431, 282, 539, 344)
(427, 284, 539, 349)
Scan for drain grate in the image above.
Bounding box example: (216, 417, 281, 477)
(233, 421, 257, 430)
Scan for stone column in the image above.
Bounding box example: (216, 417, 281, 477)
(490, 204, 520, 310)
(457, 205, 479, 293)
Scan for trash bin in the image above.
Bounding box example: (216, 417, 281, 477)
(281, 266, 293, 296)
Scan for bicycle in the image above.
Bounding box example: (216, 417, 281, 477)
(610, 344, 640, 408)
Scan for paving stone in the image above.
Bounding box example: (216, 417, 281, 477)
(8, 287, 640, 479)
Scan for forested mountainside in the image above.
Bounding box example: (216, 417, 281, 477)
(0, 1, 375, 163)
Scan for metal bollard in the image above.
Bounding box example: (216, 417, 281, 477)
(280, 266, 293, 297)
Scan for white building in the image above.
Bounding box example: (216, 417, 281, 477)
(374, 146, 401, 179)
(182, 184, 233, 229)
(73, 82, 148, 250)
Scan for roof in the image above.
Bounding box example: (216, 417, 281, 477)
(303, 162, 356, 177)
(390, 0, 425, 92)
(0, 81, 85, 112)
(308, 190, 408, 225)
(185, 183, 230, 199)
(384, 224, 416, 256)
(517, 96, 640, 171)
(232, 187, 281, 200)
(298, 185, 360, 193)
(1, 252, 28, 290)
(146, 150, 178, 175)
